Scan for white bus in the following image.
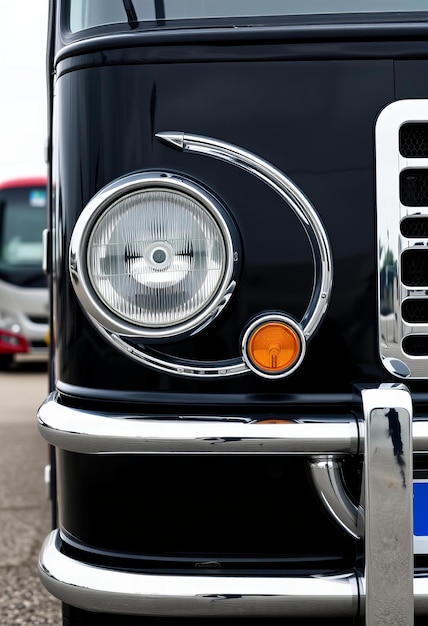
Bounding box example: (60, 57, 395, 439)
(0, 177, 48, 369)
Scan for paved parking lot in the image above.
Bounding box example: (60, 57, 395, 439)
(0, 359, 62, 624)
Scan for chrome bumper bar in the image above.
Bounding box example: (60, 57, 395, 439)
(38, 391, 360, 455)
(38, 530, 428, 618)
(37, 390, 428, 455)
(40, 530, 358, 618)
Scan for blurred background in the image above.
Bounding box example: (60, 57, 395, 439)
(0, 1, 49, 180)
(0, 2, 61, 623)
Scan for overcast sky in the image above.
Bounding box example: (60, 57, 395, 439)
(0, 2, 49, 182)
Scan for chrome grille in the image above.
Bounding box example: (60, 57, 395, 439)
(377, 99, 428, 378)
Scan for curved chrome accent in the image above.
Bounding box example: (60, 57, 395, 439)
(93, 303, 250, 378)
(37, 392, 360, 455)
(39, 530, 359, 618)
(156, 131, 333, 340)
(377, 99, 428, 379)
(241, 313, 306, 379)
(309, 456, 360, 540)
(69, 171, 239, 340)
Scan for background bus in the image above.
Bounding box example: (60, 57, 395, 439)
(0, 177, 48, 369)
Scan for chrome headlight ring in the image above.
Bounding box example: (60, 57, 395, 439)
(69, 171, 240, 341)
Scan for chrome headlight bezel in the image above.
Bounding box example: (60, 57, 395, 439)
(69, 172, 240, 340)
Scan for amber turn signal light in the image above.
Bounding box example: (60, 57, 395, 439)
(242, 315, 305, 378)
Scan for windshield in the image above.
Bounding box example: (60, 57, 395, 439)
(69, 0, 428, 33)
(0, 186, 46, 269)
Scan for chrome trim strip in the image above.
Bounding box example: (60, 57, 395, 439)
(308, 456, 360, 540)
(376, 99, 428, 379)
(39, 530, 359, 618)
(101, 322, 249, 378)
(37, 392, 360, 455)
(361, 384, 414, 625)
(156, 131, 333, 340)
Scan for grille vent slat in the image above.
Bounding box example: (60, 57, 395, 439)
(400, 123, 428, 158)
(402, 300, 428, 323)
(400, 170, 428, 206)
(403, 335, 428, 356)
(401, 218, 428, 238)
(401, 250, 428, 286)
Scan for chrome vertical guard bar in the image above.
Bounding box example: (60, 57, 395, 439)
(360, 384, 414, 626)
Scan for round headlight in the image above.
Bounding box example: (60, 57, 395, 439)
(70, 172, 239, 339)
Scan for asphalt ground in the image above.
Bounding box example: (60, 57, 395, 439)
(0, 358, 62, 624)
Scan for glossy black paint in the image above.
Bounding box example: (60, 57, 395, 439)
(54, 45, 396, 395)
(63, 609, 356, 626)
(48, 9, 428, 622)
(58, 450, 358, 566)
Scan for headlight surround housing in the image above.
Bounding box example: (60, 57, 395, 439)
(69, 172, 239, 340)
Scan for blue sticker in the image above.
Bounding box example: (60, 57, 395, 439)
(414, 482, 428, 536)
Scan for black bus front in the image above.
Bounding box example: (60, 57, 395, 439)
(39, 2, 428, 624)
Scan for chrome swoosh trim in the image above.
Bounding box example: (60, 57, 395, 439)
(156, 131, 333, 340)
(100, 320, 249, 378)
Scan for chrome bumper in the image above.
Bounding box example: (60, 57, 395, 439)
(37, 391, 428, 456)
(40, 530, 359, 618)
(37, 384, 428, 620)
(37, 530, 428, 618)
(37, 392, 360, 455)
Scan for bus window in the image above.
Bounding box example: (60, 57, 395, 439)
(69, 0, 428, 33)
(0, 187, 45, 267)
(0, 178, 48, 369)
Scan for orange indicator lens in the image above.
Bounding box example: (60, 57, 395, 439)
(247, 322, 301, 374)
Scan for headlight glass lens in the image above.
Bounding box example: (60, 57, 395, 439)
(87, 188, 227, 328)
